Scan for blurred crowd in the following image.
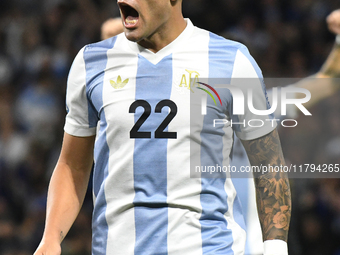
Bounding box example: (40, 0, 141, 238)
(0, 0, 339, 254)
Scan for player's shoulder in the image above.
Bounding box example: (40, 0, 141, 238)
(75, 33, 131, 64)
(192, 25, 249, 54)
(83, 34, 121, 54)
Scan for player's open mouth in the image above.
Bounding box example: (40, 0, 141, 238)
(119, 3, 139, 28)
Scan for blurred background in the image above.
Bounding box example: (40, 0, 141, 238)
(0, 0, 339, 254)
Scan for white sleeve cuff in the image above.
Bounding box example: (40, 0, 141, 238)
(64, 121, 97, 137)
(263, 240, 288, 255)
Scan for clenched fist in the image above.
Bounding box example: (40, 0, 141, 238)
(327, 9, 340, 35)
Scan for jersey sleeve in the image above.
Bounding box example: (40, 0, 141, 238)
(64, 47, 97, 137)
(230, 45, 276, 140)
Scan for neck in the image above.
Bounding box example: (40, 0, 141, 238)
(138, 15, 187, 53)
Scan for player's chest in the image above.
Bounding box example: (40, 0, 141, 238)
(88, 53, 229, 137)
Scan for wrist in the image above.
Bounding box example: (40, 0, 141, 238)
(41, 228, 65, 245)
(34, 240, 61, 255)
(336, 35, 340, 46)
(41, 236, 62, 246)
(263, 239, 288, 255)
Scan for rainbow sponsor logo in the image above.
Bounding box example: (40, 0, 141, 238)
(196, 82, 222, 115)
(196, 82, 222, 106)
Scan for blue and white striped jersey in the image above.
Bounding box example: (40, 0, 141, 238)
(64, 19, 275, 255)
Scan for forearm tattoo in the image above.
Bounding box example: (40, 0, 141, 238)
(242, 129, 291, 242)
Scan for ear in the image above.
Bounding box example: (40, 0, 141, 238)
(170, 0, 181, 7)
(170, 0, 179, 5)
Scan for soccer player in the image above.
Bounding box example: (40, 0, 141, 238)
(98, 9, 340, 255)
(34, 0, 290, 254)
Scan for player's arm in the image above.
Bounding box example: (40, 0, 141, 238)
(34, 133, 95, 255)
(241, 128, 291, 254)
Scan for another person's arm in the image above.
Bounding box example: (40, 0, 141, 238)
(320, 8, 340, 77)
(101, 17, 124, 40)
(327, 9, 340, 36)
(293, 9, 340, 108)
(319, 9, 340, 79)
(242, 129, 291, 254)
(293, 43, 340, 109)
(33, 133, 95, 255)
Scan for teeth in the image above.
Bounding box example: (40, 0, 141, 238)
(125, 19, 137, 25)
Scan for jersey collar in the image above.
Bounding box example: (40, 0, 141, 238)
(125, 19, 194, 65)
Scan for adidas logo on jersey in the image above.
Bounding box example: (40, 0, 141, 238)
(110, 76, 129, 89)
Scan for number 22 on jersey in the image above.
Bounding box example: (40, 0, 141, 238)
(129, 99, 177, 139)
